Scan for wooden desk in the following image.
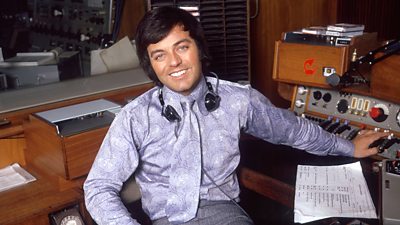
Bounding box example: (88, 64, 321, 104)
(0, 69, 154, 224)
(238, 137, 381, 225)
(0, 165, 86, 225)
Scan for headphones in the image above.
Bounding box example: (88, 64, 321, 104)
(158, 75, 220, 122)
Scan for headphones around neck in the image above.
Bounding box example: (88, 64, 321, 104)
(158, 74, 221, 122)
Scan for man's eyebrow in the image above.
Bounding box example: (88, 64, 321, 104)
(173, 38, 192, 47)
(149, 49, 164, 58)
(149, 38, 193, 58)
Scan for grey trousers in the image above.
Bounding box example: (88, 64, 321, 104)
(153, 200, 254, 225)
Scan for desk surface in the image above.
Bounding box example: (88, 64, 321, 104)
(0, 165, 83, 225)
(239, 137, 381, 225)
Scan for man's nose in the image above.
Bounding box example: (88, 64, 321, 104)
(170, 52, 182, 66)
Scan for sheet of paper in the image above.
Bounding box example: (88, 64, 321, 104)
(99, 36, 139, 73)
(294, 161, 377, 224)
(0, 163, 36, 192)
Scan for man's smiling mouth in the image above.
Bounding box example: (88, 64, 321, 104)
(170, 69, 187, 77)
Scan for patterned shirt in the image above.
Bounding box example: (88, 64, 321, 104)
(84, 76, 354, 225)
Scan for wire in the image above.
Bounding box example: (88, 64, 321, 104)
(209, 71, 219, 94)
(112, 0, 124, 42)
(202, 168, 252, 220)
(250, 0, 259, 19)
(354, 68, 370, 87)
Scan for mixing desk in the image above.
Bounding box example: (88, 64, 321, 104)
(292, 86, 400, 160)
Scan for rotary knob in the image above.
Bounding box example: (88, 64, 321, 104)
(297, 86, 308, 95)
(295, 99, 305, 108)
(80, 33, 90, 42)
(369, 104, 389, 122)
(313, 91, 322, 100)
(53, 8, 64, 17)
(337, 99, 349, 114)
(322, 93, 332, 102)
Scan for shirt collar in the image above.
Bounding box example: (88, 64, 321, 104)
(161, 76, 209, 116)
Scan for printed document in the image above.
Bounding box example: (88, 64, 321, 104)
(294, 161, 377, 223)
(0, 163, 36, 192)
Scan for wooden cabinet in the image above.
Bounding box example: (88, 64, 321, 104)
(24, 114, 109, 180)
(272, 33, 378, 88)
(273, 41, 349, 88)
(249, 0, 338, 106)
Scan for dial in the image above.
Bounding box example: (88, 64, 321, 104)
(60, 215, 84, 225)
(297, 86, 308, 95)
(337, 99, 349, 114)
(295, 99, 305, 108)
(369, 103, 389, 122)
(313, 91, 322, 100)
(322, 93, 332, 102)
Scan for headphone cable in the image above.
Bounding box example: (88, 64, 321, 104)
(209, 71, 219, 95)
(202, 168, 252, 219)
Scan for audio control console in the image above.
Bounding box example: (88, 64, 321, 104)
(292, 86, 400, 159)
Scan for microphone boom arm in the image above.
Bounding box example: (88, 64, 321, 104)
(352, 39, 400, 68)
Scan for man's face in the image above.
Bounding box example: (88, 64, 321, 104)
(147, 25, 202, 96)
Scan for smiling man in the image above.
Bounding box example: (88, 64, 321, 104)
(147, 25, 202, 96)
(83, 6, 387, 225)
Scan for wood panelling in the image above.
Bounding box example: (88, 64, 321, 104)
(0, 137, 26, 168)
(239, 167, 295, 208)
(249, 0, 337, 107)
(117, 0, 146, 40)
(0, 125, 23, 138)
(63, 126, 109, 179)
(371, 54, 400, 104)
(337, 0, 400, 40)
(24, 115, 66, 178)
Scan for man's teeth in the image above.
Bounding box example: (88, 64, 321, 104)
(170, 70, 186, 77)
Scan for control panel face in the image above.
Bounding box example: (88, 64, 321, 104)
(26, 0, 115, 75)
(293, 86, 400, 159)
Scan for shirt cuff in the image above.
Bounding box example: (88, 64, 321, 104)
(330, 137, 354, 157)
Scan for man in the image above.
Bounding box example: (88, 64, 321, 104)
(84, 6, 387, 225)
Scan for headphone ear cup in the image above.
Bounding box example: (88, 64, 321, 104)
(163, 105, 181, 122)
(205, 92, 220, 112)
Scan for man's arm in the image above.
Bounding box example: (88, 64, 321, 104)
(243, 87, 387, 158)
(84, 109, 141, 225)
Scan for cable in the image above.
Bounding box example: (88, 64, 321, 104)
(112, 0, 124, 42)
(250, 0, 259, 19)
(209, 71, 219, 95)
(202, 168, 252, 220)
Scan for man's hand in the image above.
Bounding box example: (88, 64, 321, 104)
(352, 130, 389, 158)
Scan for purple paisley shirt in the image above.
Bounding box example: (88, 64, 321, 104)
(84, 76, 354, 225)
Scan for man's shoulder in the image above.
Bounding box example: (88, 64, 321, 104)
(121, 86, 158, 111)
(206, 76, 251, 92)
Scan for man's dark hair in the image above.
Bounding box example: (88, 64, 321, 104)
(135, 6, 210, 86)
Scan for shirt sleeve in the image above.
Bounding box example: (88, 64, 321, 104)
(243, 87, 354, 157)
(83, 108, 142, 225)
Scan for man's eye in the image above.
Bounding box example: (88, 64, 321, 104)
(154, 54, 165, 61)
(177, 45, 189, 52)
